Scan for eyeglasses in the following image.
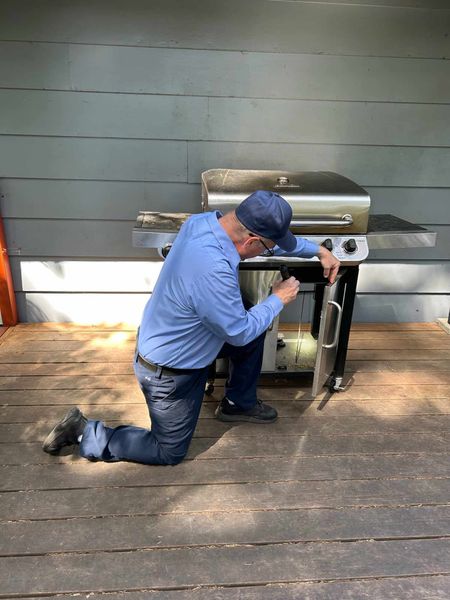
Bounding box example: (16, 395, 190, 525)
(259, 238, 275, 257)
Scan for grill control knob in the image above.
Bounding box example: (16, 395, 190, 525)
(343, 238, 357, 254)
(321, 238, 333, 252)
(161, 244, 172, 258)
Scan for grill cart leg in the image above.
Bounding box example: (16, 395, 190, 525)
(329, 266, 359, 392)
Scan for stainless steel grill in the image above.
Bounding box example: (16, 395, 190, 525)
(202, 169, 370, 234)
(133, 168, 436, 397)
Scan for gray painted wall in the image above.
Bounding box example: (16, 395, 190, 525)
(0, 0, 449, 323)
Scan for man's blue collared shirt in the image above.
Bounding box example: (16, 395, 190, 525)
(138, 212, 319, 369)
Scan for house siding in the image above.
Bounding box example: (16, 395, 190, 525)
(0, 0, 449, 323)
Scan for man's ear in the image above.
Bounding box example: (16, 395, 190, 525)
(245, 235, 259, 247)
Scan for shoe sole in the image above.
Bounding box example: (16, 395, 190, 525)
(215, 411, 277, 424)
(42, 407, 81, 454)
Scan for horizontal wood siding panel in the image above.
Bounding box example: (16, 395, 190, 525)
(1, 180, 448, 225)
(15, 292, 450, 323)
(0, 180, 201, 218)
(14, 260, 163, 292)
(0, 41, 70, 89)
(4, 220, 448, 260)
(206, 98, 450, 146)
(367, 187, 450, 225)
(2, 90, 450, 146)
(0, 1, 449, 57)
(311, 0, 450, 6)
(317, 0, 448, 5)
(187, 143, 450, 187)
(9, 260, 450, 294)
(358, 263, 450, 293)
(2, 42, 450, 103)
(0, 2, 447, 323)
(353, 294, 450, 322)
(0, 90, 208, 140)
(16, 292, 148, 324)
(4, 220, 153, 258)
(0, 137, 187, 181)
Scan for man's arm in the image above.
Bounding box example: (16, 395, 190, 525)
(316, 245, 340, 284)
(273, 237, 341, 284)
(190, 268, 299, 346)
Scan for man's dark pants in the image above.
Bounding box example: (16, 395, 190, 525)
(79, 332, 266, 465)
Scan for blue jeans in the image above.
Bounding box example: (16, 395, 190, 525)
(79, 332, 266, 465)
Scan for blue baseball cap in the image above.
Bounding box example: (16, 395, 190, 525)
(235, 190, 296, 252)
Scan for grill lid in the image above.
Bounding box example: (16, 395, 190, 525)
(202, 169, 371, 235)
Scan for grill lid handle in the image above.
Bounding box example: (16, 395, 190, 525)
(290, 214, 353, 228)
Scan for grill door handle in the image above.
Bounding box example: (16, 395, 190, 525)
(322, 300, 343, 349)
(291, 214, 353, 228)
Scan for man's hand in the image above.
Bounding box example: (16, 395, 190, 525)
(317, 246, 340, 284)
(272, 276, 300, 305)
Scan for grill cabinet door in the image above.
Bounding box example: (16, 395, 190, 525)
(311, 270, 346, 397)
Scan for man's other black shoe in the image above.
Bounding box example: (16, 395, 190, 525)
(42, 407, 87, 454)
(215, 397, 277, 423)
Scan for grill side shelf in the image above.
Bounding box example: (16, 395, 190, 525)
(367, 214, 437, 249)
(136, 211, 192, 231)
(133, 212, 192, 248)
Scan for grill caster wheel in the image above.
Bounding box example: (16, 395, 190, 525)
(328, 377, 344, 393)
(205, 382, 215, 396)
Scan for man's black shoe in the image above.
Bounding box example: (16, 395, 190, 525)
(42, 407, 88, 454)
(215, 397, 277, 423)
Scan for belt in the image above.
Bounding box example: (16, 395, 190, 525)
(137, 354, 201, 376)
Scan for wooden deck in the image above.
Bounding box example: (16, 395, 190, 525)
(0, 322, 449, 599)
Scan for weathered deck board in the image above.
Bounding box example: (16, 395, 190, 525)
(11, 478, 450, 520)
(0, 322, 449, 598)
(1, 370, 450, 389)
(3, 329, 445, 342)
(18, 576, 450, 600)
(1, 432, 449, 465)
(3, 505, 450, 556)
(3, 453, 449, 492)
(0, 350, 133, 363)
(1, 539, 450, 597)
(2, 336, 450, 353)
(1, 347, 449, 362)
(346, 359, 450, 372)
(1, 358, 450, 376)
(2, 414, 450, 444)
(10, 322, 442, 332)
(280, 322, 443, 332)
(2, 394, 449, 421)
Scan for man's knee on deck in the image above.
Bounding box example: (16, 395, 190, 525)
(159, 444, 189, 466)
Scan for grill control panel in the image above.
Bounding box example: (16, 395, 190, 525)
(246, 235, 369, 267)
(316, 236, 368, 263)
(286, 235, 369, 265)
